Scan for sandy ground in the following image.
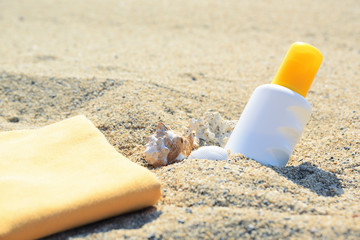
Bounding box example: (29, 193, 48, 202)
(1, 0, 359, 239)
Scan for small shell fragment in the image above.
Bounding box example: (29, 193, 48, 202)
(188, 146, 229, 161)
(144, 123, 199, 167)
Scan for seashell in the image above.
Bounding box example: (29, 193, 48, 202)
(188, 146, 229, 161)
(144, 123, 199, 167)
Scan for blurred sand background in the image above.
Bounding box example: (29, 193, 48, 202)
(0, 0, 359, 239)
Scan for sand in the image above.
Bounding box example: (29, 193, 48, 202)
(0, 0, 359, 239)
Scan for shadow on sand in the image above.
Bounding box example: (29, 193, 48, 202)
(42, 207, 161, 240)
(271, 162, 344, 197)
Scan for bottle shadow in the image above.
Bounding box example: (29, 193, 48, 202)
(42, 207, 162, 239)
(270, 162, 344, 197)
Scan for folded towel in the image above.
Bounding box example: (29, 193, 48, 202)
(0, 116, 161, 240)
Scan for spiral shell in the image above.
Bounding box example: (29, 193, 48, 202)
(144, 123, 199, 167)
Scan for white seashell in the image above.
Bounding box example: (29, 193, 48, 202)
(188, 146, 229, 161)
(144, 123, 199, 167)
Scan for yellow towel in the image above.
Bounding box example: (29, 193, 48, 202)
(0, 116, 161, 240)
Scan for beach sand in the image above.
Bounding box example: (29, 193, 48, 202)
(0, 0, 359, 239)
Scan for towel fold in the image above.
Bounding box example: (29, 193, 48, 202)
(0, 115, 161, 240)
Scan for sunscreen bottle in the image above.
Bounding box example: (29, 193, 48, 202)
(225, 42, 322, 166)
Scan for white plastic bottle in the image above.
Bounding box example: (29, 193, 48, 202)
(225, 42, 323, 167)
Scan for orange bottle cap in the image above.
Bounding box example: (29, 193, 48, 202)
(271, 42, 323, 97)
